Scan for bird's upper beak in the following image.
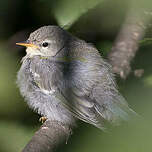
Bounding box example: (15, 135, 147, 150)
(16, 41, 38, 48)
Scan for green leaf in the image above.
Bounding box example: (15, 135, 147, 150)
(50, 0, 105, 29)
(139, 38, 152, 46)
(143, 75, 152, 87)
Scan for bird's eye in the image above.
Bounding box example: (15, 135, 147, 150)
(42, 42, 49, 47)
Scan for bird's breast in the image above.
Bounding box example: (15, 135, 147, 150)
(18, 56, 67, 95)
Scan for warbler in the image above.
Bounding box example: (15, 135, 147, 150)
(16, 26, 136, 129)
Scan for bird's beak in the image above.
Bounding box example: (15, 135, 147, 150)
(16, 41, 38, 48)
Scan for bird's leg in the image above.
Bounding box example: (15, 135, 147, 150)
(39, 116, 47, 123)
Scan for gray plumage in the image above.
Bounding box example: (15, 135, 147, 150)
(17, 25, 136, 129)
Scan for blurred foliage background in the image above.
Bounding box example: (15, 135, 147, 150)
(1, 0, 152, 152)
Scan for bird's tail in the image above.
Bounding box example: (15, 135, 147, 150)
(94, 97, 138, 128)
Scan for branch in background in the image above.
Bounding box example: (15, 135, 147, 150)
(108, 9, 150, 79)
(134, 69, 144, 78)
(22, 120, 72, 152)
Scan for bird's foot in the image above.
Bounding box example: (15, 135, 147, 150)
(39, 116, 47, 123)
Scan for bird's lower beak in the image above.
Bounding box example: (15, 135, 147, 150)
(16, 42, 38, 48)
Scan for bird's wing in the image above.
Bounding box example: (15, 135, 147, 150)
(62, 42, 137, 127)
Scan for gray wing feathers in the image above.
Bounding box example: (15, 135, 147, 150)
(67, 43, 136, 128)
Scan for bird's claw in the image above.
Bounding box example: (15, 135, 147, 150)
(39, 116, 47, 123)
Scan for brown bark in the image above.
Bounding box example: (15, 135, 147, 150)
(108, 10, 149, 79)
(22, 120, 72, 152)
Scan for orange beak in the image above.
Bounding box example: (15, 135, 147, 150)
(16, 42, 38, 48)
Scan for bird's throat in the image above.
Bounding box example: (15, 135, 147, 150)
(26, 47, 43, 57)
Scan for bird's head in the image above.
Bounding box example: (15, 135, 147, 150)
(16, 26, 72, 57)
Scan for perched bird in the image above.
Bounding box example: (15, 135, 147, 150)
(16, 25, 136, 130)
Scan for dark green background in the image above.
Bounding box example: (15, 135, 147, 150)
(0, 0, 152, 151)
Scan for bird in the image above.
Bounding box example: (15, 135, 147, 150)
(16, 25, 136, 130)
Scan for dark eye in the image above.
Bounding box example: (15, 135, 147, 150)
(42, 42, 49, 47)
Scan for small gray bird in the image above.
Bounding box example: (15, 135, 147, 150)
(16, 25, 135, 130)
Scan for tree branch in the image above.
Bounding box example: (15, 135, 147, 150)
(22, 120, 72, 152)
(108, 9, 150, 79)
